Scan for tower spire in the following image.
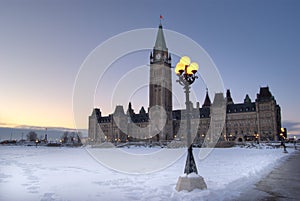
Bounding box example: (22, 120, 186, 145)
(202, 88, 211, 107)
(226, 89, 234, 104)
(127, 102, 134, 116)
(154, 21, 167, 51)
(149, 19, 172, 141)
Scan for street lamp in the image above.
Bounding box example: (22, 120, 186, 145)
(175, 56, 207, 191)
(255, 134, 260, 144)
(175, 56, 199, 174)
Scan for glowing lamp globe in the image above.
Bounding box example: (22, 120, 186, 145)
(189, 62, 199, 74)
(186, 62, 198, 75)
(175, 62, 185, 75)
(180, 56, 191, 66)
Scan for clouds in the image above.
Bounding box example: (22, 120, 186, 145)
(282, 120, 300, 135)
(0, 122, 18, 128)
(0, 122, 10, 126)
(0, 122, 86, 133)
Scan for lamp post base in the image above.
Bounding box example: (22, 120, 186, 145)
(175, 174, 207, 192)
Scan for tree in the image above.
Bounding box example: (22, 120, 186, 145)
(60, 131, 82, 146)
(27, 131, 37, 141)
(61, 132, 69, 143)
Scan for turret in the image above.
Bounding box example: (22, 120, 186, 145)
(226, 89, 234, 104)
(202, 88, 211, 108)
(244, 94, 251, 104)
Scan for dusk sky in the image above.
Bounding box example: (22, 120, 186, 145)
(1, 0, 299, 136)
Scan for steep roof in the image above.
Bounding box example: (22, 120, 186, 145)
(256, 86, 274, 102)
(227, 103, 256, 113)
(154, 23, 168, 51)
(244, 94, 251, 103)
(92, 108, 101, 122)
(226, 89, 234, 104)
(202, 89, 211, 107)
(113, 105, 125, 116)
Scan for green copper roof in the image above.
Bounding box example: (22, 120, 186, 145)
(154, 23, 167, 51)
(202, 89, 211, 107)
(244, 94, 252, 103)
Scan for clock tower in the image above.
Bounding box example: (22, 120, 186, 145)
(149, 23, 173, 141)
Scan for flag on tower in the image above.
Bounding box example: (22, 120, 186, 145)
(160, 15, 163, 19)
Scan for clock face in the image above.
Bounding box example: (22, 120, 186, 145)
(155, 54, 161, 60)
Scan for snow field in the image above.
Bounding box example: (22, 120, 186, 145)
(0, 146, 295, 201)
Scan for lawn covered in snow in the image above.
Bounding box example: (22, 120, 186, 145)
(0, 145, 294, 201)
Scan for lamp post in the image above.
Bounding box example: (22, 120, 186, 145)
(175, 56, 199, 174)
(175, 56, 207, 191)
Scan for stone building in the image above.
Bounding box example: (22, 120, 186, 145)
(88, 23, 282, 144)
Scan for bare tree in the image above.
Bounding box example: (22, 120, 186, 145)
(61, 132, 69, 143)
(27, 131, 37, 141)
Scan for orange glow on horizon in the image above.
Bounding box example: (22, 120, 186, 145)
(0, 101, 77, 129)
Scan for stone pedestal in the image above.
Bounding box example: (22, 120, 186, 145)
(175, 174, 207, 192)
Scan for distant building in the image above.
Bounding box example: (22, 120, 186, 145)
(88, 23, 282, 144)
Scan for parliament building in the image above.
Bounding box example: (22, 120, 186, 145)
(88, 23, 282, 144)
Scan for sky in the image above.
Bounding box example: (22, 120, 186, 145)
(0, 0, 300, 136)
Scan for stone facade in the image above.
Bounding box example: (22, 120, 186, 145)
(89, 87, 281, 144)
(149, 23, 173, 141)
(88, 24, 282, 144)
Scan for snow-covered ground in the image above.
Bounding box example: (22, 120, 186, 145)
(0, 145, 295, 201)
